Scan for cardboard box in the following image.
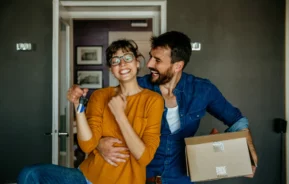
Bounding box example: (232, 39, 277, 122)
(185, 131, 253, 182)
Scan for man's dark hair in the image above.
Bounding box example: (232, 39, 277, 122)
(106, 39, 143, 67)
(150, 31, 192, 68)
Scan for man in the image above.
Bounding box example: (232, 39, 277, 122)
(68, 31, 257, 184)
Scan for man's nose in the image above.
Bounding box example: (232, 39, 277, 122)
(146, 58, 154, 68)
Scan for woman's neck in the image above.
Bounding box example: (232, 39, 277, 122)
(118, 78, 142, 96)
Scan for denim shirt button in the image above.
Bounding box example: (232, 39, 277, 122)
(180, 114, 183, 117)
(197, 115, 199, 117)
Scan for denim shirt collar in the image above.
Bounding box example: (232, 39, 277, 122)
(173, 72, 187, 94)
(153, 72, 188, 95)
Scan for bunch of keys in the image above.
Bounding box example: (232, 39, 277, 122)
(77, 96, 88, 113)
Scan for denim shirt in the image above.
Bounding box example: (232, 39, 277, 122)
(137, 72, 248, 184)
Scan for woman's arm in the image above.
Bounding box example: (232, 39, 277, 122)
(135, 96, 164, 166)
(74, 106, 93, 141)
(108, 94, 164, 165)
(108, 94, 144, 159)
(75, 91, 104, 153)
(114, 115, 145, 159)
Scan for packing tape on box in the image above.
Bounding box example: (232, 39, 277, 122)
(212, 142, 224, 152)
(216, 166, 228, 177)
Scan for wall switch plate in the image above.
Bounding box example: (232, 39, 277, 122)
(16, 43, 32, 51)
(191, 42, 201, 51)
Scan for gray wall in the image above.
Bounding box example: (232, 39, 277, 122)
(0, 0, 52, 183)
(0, 0, 285, 183)
(167, 0, 284, 184)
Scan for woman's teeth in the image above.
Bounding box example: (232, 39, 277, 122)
(120, 69, 131, 74)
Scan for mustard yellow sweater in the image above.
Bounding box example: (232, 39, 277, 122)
(78, 87, 164, 184)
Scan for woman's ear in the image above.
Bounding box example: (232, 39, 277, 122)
(136, 60, 140, 68)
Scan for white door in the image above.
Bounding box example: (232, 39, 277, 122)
(52, 0, 73, 167)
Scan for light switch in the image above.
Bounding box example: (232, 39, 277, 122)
(191, 42, 201, 51)
(16, 43, 32, 51)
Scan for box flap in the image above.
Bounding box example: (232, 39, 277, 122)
(185, 130, 248, 145)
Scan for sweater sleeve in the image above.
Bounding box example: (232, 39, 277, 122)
(77, 90, 105, 153)
(137, 94, 164, 166)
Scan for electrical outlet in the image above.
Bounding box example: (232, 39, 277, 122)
(16, 43, 32, 51)
(191, 42, 201, 51)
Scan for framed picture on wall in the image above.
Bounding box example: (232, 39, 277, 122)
(77, 70, 103, 89)
(77, 46, 102, 65)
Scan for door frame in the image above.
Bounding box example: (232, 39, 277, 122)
(52, 0, 73, 166)
(60, 0, 167, 36)
(52, 0, 60, 165)
(274, 1, 289, 182)
(52, 0, 167, 166)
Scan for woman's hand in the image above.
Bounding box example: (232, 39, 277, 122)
(108, 94, 127, 120)
(67, 85, 88, 106)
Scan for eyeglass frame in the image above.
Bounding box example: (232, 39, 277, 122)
(109, 52, 136, 66)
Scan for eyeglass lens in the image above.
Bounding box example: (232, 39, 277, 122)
(110, 53, 134, 66)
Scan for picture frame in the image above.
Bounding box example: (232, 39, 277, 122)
(77, 46, 102, 65)
(77, 70, 103, 89)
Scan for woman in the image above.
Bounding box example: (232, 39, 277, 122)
(18, 39, 164, 184)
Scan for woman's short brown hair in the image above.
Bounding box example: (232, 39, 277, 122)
(106, 39, 144, 67)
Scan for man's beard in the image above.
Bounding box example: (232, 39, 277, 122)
(149, 66, 174, 85)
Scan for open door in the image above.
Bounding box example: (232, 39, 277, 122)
(51, 0, 73, 167)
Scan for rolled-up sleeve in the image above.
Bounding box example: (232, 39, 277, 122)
(137, 96, 164, 166)
(225, 117, 249, 132)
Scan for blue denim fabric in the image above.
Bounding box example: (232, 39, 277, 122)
(137, 73, 249, 184)
(17, 164, 88, 184)
(226, 117, 249, 132)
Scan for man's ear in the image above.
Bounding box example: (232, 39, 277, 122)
(175, 61, 184, 72)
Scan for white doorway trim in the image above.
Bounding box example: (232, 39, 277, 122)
(52, 0, 167, 166)
(60, 0, 167, 35)
(52, 0, 73, 166)
(285, 0, 289, 184)
(67, 11, 160, 36)
(52, 0, 60, 165)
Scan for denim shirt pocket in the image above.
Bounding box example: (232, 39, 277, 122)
(183, 109, 206, 132)
(187, 109, 206, 121)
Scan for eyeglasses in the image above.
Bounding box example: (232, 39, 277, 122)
(110, 52, 135, 66)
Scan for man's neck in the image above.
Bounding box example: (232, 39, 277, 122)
(160, 72, 182, 97)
